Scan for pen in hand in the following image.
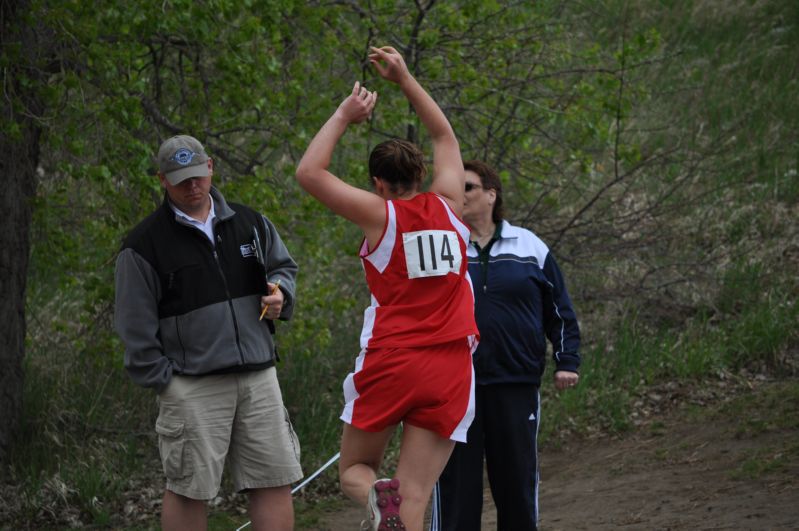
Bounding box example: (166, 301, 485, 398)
(259, 279, 281, 321)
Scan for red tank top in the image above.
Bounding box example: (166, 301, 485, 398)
(358, 193, 479, 349)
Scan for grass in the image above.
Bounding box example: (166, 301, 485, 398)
(720, 380, 799, 481)
(729, 441, 799, 480)
(540, 273, 799, 445)
(721, 380, 799, 436)
(5, 311, 157, 527)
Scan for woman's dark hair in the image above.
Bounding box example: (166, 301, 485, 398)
(464, 159, 504, 223)
(368, 139, 427, 194)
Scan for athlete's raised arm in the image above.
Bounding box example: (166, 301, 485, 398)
(368, 46, 464, 215)
(295, 82, 385, 234)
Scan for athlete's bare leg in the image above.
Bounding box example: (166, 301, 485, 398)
(338, 423, 397, 505)
(339, 423, 455, 531)
(394, 424, 455, 531)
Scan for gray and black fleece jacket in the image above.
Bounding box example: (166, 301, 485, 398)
(114, 187, 298, 393)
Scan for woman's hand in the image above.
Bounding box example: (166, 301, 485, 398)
(369, 46, 410, 85)
(334, 81, 377, 125)
(554, 370, 579, 391)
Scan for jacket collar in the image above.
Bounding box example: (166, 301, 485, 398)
(498, 220, 519, 240)
(209, 187, 235, 221)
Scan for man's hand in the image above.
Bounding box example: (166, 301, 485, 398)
(554, 370, 579, 391)
(260, 281, 284, 320)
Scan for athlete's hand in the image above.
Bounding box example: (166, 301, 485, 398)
(335, 81, 377, 125)
(554, 370, 579, 391)
(369, 46, 410, 85)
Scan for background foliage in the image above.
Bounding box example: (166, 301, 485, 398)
(2, 0, 797, 527)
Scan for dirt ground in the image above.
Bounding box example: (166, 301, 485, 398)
(303, 377, 799, 531)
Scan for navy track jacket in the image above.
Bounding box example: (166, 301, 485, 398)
(468, 220, 580, 386)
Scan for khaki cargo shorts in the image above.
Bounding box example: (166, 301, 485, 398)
(155, 367, 303, 500)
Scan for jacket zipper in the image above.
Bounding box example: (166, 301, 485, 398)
(213, 233, 246, 365)
(473, 241, 490, 293)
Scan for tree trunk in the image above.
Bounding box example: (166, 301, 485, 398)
(0, 0, 41, 463)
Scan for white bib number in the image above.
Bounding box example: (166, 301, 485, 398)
(402, 230, 461, 279)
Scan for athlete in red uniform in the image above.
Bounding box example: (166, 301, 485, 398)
(344, 193, 478, 442)
(296, 46, 477, 531)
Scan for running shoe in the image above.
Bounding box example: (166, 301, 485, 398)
(363, 477, 405, 530)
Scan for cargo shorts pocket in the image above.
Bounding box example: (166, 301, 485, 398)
(155, 419, 192, 480)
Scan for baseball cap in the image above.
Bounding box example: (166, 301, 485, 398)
(157, 135, 211, 185)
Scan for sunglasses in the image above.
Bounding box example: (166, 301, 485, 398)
(465, 182, 483, 192)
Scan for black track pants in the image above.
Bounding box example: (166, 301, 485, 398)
(431, 383, 540, 531)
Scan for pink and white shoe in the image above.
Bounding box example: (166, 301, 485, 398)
(364, 477, 405, 530)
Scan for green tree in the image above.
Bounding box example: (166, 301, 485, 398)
(0, 0, 49, 462)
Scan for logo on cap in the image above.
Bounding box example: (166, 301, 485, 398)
(172, 148, 197, 166)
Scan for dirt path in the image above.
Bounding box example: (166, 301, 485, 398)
(301, 378, 799, 530)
